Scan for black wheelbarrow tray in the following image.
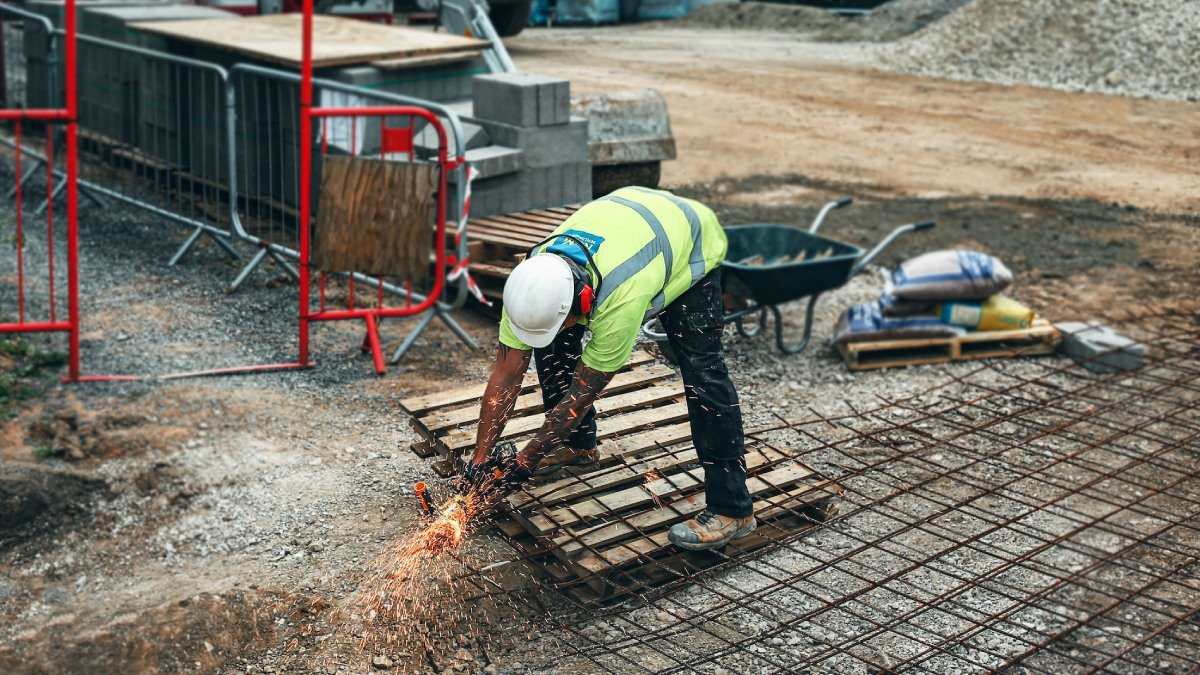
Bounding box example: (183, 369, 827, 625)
(643, 197, 935, 355)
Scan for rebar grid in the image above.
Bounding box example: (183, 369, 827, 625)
(452, 309, 1200, 674)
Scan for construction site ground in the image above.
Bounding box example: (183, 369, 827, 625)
(2, 23, 1198, 675)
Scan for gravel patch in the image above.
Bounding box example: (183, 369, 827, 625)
(878, 0, 1200, 101)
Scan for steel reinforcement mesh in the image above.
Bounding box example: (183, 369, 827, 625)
(449, 308, 1200, 674)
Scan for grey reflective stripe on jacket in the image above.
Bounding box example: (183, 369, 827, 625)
(593, 192, 707, 318)
(593, 194, 673, 310)
(632, 187, 707, 285)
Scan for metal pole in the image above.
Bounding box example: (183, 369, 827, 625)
(297, 0, 313, 366)
(0, 11, 8, 108)
(64, 0, 79, 381)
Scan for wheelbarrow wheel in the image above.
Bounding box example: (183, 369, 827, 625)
(735, 308, 768, 338)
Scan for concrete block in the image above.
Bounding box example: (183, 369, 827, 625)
(1056, 322, 1145, 374)
(449, 146, 522, 181)
(538, 78, 570, 126)
(480, 117, 588, 168)
(472, 72, 569, 128)
(415, 120, 490, 156)
(326, 66, 382, 88)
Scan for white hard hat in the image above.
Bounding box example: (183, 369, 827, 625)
(503, 253, 574, 348)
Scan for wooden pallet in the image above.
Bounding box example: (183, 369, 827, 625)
(400, 351, 683, 474)
(464, 206, 582, 302)
(837, 318, 1062, 371)
(499, 440, 840, 604)
(401, 350, 840, 605)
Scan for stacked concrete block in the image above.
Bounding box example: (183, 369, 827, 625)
(465, 73, 592, 217)
(472, 72, 570, 128)
(21, 1, 163, 110)
(99, 6, 234, 167)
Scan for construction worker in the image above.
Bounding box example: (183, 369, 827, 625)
(462, 186, 754, 551)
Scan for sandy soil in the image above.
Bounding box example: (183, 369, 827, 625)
(509, 26, 1200, 213)
(1, 23, 1197, 675)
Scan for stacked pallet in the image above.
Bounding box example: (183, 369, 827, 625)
(462, 205, 580, 303)
(400, 351, 841, 604)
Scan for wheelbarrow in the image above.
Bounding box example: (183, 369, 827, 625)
(643, 197, 935, 355)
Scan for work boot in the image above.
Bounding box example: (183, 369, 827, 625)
(668, 509, 756, 551)
(534, 444, 598, 476)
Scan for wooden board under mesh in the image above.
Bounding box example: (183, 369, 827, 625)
(400, 350, 841, 605)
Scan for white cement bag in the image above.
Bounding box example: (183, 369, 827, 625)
(888, 249, 1013, 301)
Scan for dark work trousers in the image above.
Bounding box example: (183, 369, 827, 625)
(534, 324, 598, 451)
(659, 270, 752, 518)
(535, 271, 752, 518)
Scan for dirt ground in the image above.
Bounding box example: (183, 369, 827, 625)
(1, 24, 1197, 675)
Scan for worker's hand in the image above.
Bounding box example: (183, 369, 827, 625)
(458, 441, 533, 497)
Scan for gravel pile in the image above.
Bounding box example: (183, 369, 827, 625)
(667, 0, 969, 41)
(671, 2, 846, 32)
(880, 0, 1200, 101)
(822, 0, 974, 42)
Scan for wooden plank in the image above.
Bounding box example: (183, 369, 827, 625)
(132, 14, 487, 68)
(555, 461, 820, 558)
(372, 50, 481, 70)
(471, 216, 556, 236)
(466, 261, 517, 279)
(485, 213, 564, 230)
(440, 387, 685, 451)
(470, 220, 551, 239)
(422, 364, 676, 434)
(520, 446, 789, 536)
(466, 230, 543, 250)
(572, 481, 840, 573)
(511, 439, 698, 510)
(401, 351, 655, 415)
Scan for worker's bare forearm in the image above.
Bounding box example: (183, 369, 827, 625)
(473, 345, 531, 464)
(523, 364, 613, 463)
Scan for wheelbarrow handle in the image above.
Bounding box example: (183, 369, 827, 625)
(850, 220, 936, 278)
(809, 196, 854, 234)
(642, 318, 668, 341)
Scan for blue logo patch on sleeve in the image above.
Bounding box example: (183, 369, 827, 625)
(546, 229, 605, 266)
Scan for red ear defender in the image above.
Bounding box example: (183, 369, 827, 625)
(579, 285, 595, 315)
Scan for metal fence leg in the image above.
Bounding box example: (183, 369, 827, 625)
(5, 159, 40, 199)
(390, 308, 437, 363)
(267, 248, 300, 282)
(436, 306, 478, 349)
(34, 176, 67, 216)
(389, 305, 478, 363)
(80, 183, 105, 208)
(226, 247, 268, 294)
(169, 226, 242, 265)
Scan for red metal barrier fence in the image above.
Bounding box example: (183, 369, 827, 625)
(296, 2, 455, 375)
(0, 0, 79, 381)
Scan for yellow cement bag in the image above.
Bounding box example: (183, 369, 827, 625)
(936, 295, 1035, 331)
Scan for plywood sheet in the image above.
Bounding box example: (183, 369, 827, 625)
(313, 155, 436, 278)
(131, 14, 487, 68)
